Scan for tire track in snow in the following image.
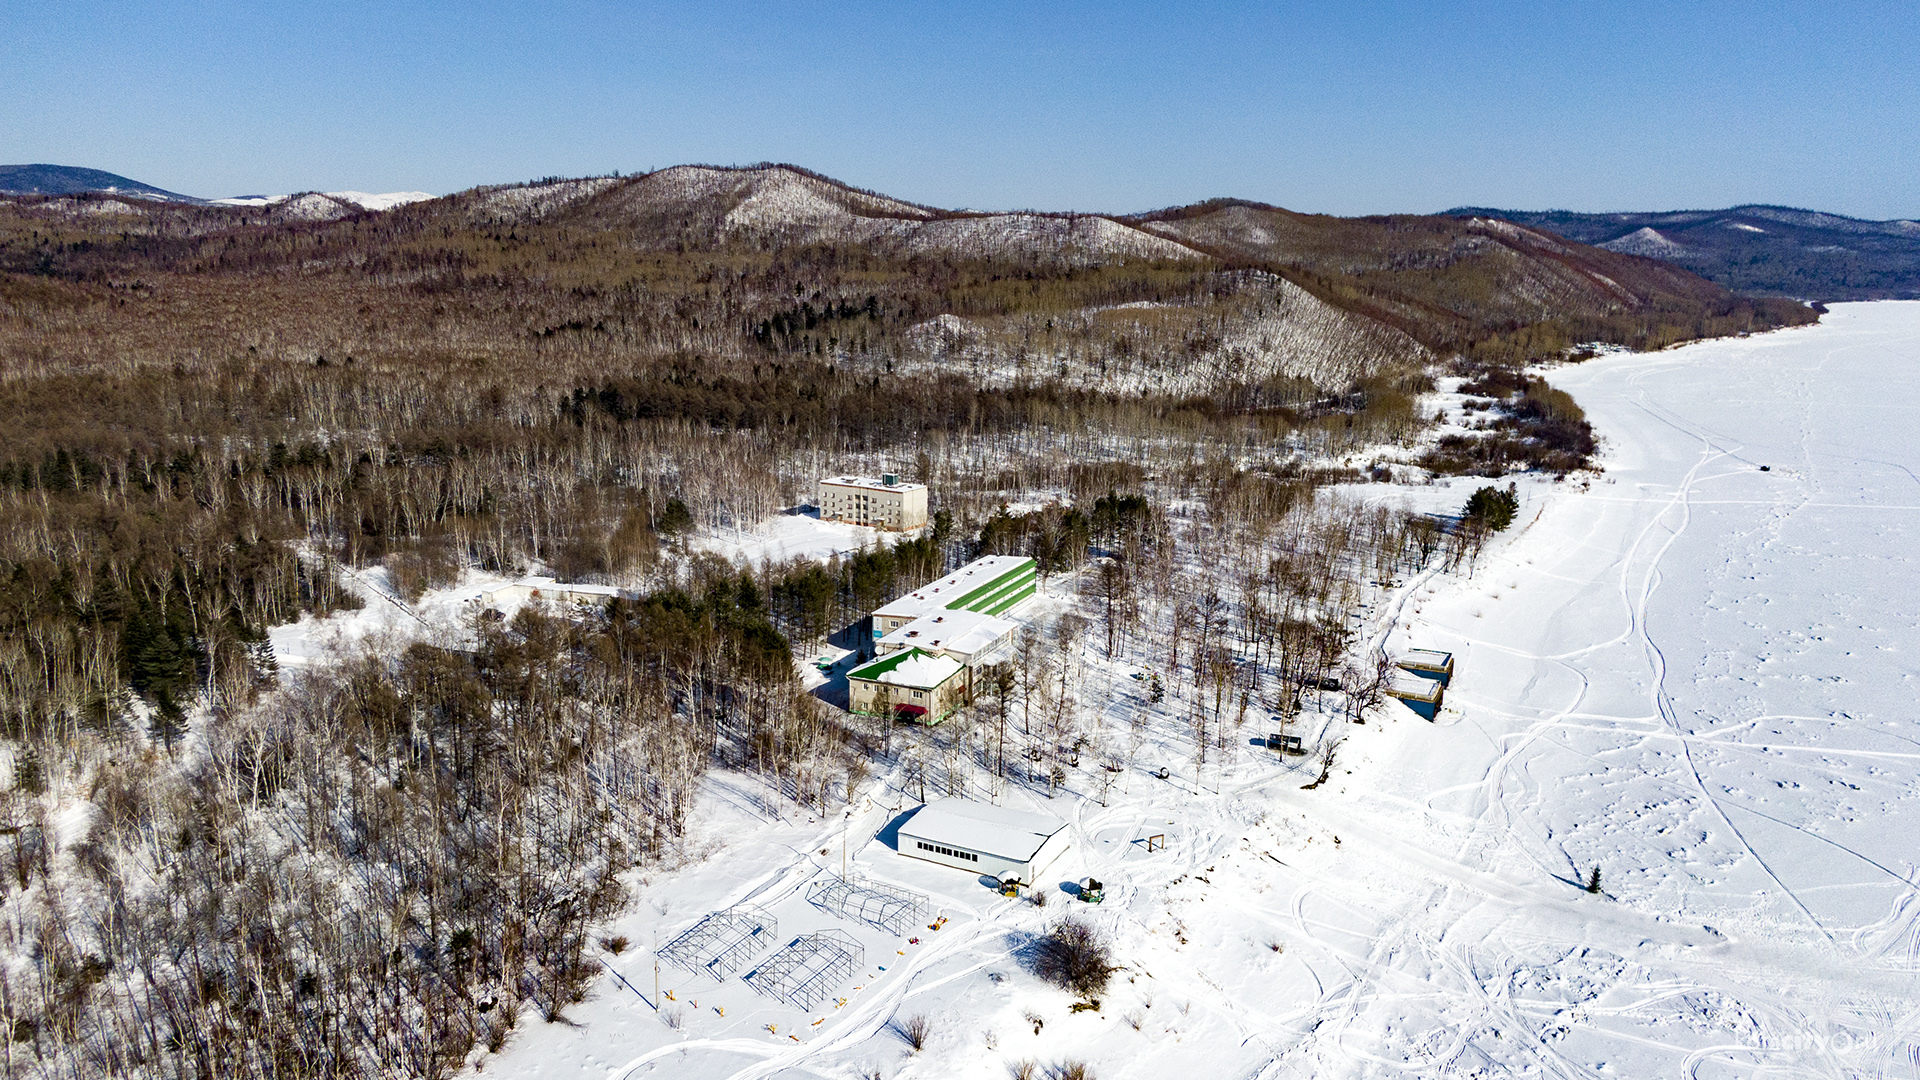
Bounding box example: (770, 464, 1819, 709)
(1274, 324, 1920, 1079)
(1621, 389, 1836, 943)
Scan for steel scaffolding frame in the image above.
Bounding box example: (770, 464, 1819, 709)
(745, 930, 864, 1010)
(807, 876, 931, 935)
(656, 905, 777, 979)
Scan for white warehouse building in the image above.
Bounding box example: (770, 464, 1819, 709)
(818, 474, 929, 531)
(896, 798, 1071, 886)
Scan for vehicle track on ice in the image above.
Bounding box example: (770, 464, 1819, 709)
(1620, 382, 1835, 943)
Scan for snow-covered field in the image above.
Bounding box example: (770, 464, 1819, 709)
(266, 513, 903, 670)
(266, 564, 500, 664)
(483, 302, 1920, 1079)
(692, 511, 911, 567)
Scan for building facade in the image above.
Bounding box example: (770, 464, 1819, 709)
(896, 798, 1071, 885)
(845, 647, 970, 724)
(817, 475, 929, 530)
(474, 578, 629, 612)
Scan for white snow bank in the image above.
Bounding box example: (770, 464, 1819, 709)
(325, 190, 434, 210)
(692, 510, 910, 567)
(32, 197, 145, 216)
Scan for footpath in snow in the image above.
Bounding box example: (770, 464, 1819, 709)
(484, 302, 1920, 1080)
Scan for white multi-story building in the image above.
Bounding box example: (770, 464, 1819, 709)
(817, 474, 928, 531)
(845, 555, 1037, 726)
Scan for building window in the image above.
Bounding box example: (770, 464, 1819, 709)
(915, 841, 977, 863)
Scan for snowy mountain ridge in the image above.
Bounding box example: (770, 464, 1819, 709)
(212, 190, 435, 212)
(0, 164, 437, 212)
(0, 163, 203, 203)
(1599, 225, 1689, 257)
(1455, 202, 1920, 299)
(573, 164, 1207, 266)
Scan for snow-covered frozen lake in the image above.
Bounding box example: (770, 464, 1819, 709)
(486, 303, 1920, 1080)
(1356, 300, 1920, 1075)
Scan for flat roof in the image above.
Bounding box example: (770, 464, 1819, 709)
(878, 609, 1017, 657)
(846, 647, 965, 689)
(897, 798, 1067, 863)
(1389, 670, 1444, 701)
(873, 555, 1036, 620)
(1401, 649, 1454, 667)
(821, 475, 927, 493)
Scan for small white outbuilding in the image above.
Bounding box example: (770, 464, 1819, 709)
(896, 798, 1071, 886)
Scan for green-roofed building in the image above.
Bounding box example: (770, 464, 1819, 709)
(846, 647, 970, 724)
(869, 556, 1036, 642)
(852, 555, 1036, 724)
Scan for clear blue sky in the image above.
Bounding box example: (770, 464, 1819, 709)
(3, 0, 1915, 218)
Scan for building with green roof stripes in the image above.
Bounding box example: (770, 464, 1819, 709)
(868, 556, 1036, 641)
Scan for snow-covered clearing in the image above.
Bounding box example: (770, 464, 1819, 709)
(692, 511, 913, 568)
(266, 564, 491, 665)
(267, 513, 906, 669)
(485, 302, 1920, 1079)
(891, 272, 1424, 398)
(465, 177, 622, 221)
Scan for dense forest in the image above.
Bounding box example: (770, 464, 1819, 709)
(0, 164, 1816, 1076)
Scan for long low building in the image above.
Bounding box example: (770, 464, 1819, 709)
(871, 555, 1036, 640)
(896, 798, 1071, 885)
(1396, 648, 1455, 686)
(1387, 668, 1444, 720)
(874, 608, 1018, 666)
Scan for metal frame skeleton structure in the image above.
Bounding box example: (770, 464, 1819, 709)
(745, 930, 866, 1010)
(656, 905, 777, 980)
(807, 877, 931, 935)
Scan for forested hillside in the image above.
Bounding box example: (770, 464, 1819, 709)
(1451, 203, 1920, 301)
(1127, 199, 1806, 364)
(0, 165, 203, 204)
(0, 163, 1814, 1077)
